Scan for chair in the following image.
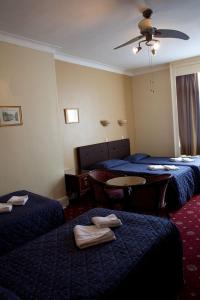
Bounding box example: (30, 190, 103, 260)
(128, 174, 172, 218)
(88, 169, 124, 208)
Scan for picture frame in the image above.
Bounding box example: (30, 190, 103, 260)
(0, 106, 23, 127)
(64, 108, 79, 124)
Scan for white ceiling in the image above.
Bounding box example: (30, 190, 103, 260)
(0, 0, 199, 74)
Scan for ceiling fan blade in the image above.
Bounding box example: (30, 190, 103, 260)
(154, 29, 189, 40)
(114, 35, 143, 50)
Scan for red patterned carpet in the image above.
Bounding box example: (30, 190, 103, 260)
(65, 195, 200, 299)
(170, 195, 200, 299)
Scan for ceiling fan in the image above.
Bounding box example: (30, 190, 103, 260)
(114, 8, 189, 55)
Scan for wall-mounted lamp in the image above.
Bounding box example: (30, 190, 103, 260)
(100, 120, 110, 127)
(117, 119, 127, 126)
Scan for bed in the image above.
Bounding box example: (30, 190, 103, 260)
(93, 160, 195, 210)
(0, 190, 65, 256)
(125, 153, 200, 192)
(0, 208, 183, 300)
(76, 139, 196, 210)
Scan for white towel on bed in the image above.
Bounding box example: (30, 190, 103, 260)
(182, 157, 194, 162)
(170, 157, 194, 162)
(148, 165, 179, 171)
(91, 214, 122, 228)
(7, 195, 28, 206)
(163, 165, 180, 170)
(73, 225, 116, 249)
(0, 203, 12, 213)
(148, 165, 165, 170)
(169, 157, 183, 162)
(181, 155, 200, 158)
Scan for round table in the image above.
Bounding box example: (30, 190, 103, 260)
(106, 176, 146, 210)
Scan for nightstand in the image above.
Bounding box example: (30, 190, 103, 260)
(65, 169, 90, 201)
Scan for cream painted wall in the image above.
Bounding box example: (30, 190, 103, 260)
(55, 60, 133, 170)
(0, 43, 65, 198)
(132, 68, 174, 156)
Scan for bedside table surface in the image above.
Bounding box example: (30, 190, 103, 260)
(65, 169, 88, 176)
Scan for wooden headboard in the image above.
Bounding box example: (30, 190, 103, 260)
(108, 139, 130, 159)
(76, 139, 130, 170)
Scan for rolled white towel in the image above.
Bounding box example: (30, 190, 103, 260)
(0, 203, 12, 213)
(73, 225, 116, 249)
(91, 214, 122, 228)
(7, 195, 28, 206)
(148, 165, 165, 170)
(164, 165, 179, 171)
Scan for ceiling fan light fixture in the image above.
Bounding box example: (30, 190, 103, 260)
(132, 45, 142, 54)
(151, 48, 157, 56)
(150, 40, 160, 56)
(153, 40, 160, 50)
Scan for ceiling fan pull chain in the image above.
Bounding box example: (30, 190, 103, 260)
(148, 48, 153, 94)
(148, 47, 155, 94)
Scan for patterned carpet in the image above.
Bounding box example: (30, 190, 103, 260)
(65, 195, 200, 299)
(170, 195, 200, 299)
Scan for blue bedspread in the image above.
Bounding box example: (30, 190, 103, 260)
(0, 208, 183, 300)
(126, 155, 200, 192)
(0, 286, 21, 300)
(0, 190, 65, 256)
(96, 160, 196, 210)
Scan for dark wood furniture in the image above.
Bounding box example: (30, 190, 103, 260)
(65, 170, 90, 201)
(88, 169, 125, 208)
(76, 138, 130, 170)
(129, 174, 172, 217)
(106, 175, 146, 210)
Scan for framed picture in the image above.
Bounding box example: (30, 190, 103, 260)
(64, 108, 79, 124)
(0, 106, 23, 127)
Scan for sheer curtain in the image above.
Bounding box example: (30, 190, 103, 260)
(176, 73, 200, 155)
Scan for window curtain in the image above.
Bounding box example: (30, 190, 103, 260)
(176, 73, 200, 155)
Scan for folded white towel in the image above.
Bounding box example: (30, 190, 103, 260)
(148, 164, 179, 171)
(182, 157, 194, 162)
(163, 165, 180, 170)
(7, 195, 28, 206)
(169, 157, 183, 162)
(91, 214, 122, 228)
(181, 155, 199, 158)
(170, 157, 194, 162)
(148, 165, 165, 170)
(73, 225, 116, 249)
(0, 203, 12, 213)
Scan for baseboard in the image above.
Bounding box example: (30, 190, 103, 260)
(57, 195, 69, 208)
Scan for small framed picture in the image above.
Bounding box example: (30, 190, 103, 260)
(64, 108, 79, 124)
(0, 106, 23, 127)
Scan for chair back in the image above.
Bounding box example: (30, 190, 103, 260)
(129, 174, 172, 217)
(88, 169, 124, 207)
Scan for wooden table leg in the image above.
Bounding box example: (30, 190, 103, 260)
(123, 186, 132, 211)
